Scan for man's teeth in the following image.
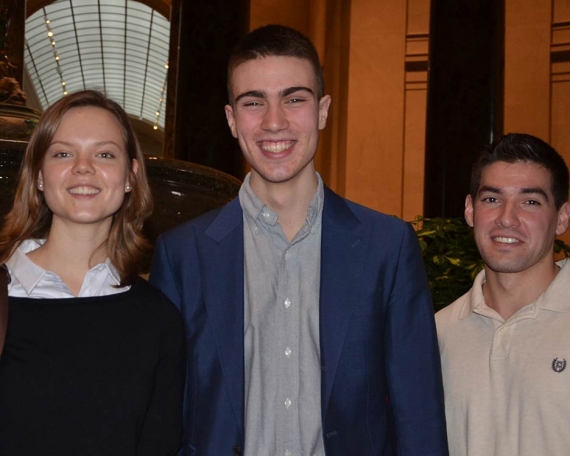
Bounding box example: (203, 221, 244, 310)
(493, 237, 519, 244)
(260, 141, 293, 153)
(69, 186, 100, 195)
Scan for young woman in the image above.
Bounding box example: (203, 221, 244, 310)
(0, 90, 185, 455)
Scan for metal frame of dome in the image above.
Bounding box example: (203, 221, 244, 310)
(24, 0, 170, 130)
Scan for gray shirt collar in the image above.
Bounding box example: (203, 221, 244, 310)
(239, 172, 325, 233)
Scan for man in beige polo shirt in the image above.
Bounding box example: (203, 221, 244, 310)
(436, 133, 570, 456)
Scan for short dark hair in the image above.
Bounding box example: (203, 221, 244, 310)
(470, 133, 569, 209)
(227, 24, 325, 103)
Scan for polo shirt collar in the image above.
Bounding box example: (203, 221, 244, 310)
(458, 258, 570, 320)
(458, 268, 487, 320)
(535, 258, 570, 313)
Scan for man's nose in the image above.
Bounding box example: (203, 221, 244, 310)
(261, 103, 289, 131)
(496, 202, 519, 228)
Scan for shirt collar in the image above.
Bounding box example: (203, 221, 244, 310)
(7, 239, 47, 295)
(536, 258, 570, 312)
(458, 268, 487, 320)
(239, 172, 325, 230)
(458, 258, 570, 320)
(6, 239, 122, 296)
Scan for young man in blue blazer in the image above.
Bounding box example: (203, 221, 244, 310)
(150, 24, 448, 456)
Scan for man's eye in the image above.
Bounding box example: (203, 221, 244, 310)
(481, 197, 497, 203)
(525, 200, 541, 206)
(287, 98, 304, 104)
(243, 101, 261, 107)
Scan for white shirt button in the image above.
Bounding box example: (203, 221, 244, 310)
(284, 451, 292, 456)
(262, 212, 270, 218)
(284, 398, 291, 409)
(284, 298, 291, 309)
(285, 347, 292, 358)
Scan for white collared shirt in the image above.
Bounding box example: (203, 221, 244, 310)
(6, 239, 130, 298)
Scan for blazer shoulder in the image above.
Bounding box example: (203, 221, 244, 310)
(325, 187, 411, 234)
(158, 197, 241, 244)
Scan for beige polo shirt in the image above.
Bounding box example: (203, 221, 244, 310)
(436, 258, 570, 456)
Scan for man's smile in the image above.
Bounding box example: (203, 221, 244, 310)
(492, 236, 521, 244)
(258, 140, 296, 153)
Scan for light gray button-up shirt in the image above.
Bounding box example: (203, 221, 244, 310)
(240, 173, 326, 456)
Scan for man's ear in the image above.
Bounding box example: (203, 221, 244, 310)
(318, 95, 331, 130)
(464, 194, 474, 228)
(556, 201, 570, 236)
(225, 104, 238, 138)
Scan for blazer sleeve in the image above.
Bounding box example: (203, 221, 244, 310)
(385, 223, 449, 455)
(150, 234, 183, 310)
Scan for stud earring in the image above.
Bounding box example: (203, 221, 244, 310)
(125, 185, 131, 192)
(38, 182, 44, 190)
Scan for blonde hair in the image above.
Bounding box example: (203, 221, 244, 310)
(0, 90, 153, 285)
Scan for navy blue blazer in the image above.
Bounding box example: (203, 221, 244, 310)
(150, 187, 448, 456)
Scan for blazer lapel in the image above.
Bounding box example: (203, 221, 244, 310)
(201, 199, 246, 440)
(319, 188, 365, 418)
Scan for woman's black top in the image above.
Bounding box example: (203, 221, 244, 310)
(0, 277, 185, 455)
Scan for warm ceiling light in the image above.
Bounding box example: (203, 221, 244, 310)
(45, 19, 50, 24)
(47, 31, 53, 37)
(61, 81, 66, 86)
(51, 41, 56, 46)
(153, 125, 158, 130)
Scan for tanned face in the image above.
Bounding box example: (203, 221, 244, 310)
(465, 161, 570, 276)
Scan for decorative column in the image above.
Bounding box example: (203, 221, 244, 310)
(0, 0, 40, 140)
(423, 0, 505, 217)
(164, 0, 249, 178)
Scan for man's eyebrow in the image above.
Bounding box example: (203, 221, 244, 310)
(234, 86, 315, 104)
(281, 86, 314, 97)
(478, 185, 550, 201)
(521, 187, 550, 201)
(234, 90, 266, 103)
(478, 185, 501, 195)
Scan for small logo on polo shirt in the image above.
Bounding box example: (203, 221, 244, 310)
(552, 358, 567, 373)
